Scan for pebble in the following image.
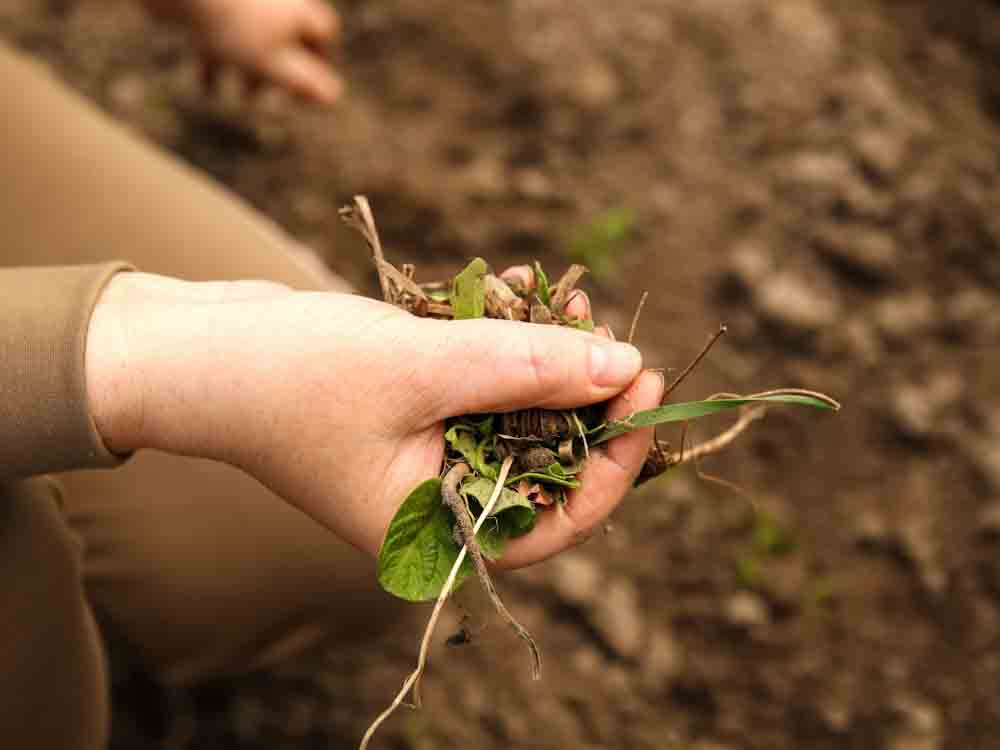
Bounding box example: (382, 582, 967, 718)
(549, 553, 602, 607)
(513, 168, 555, 202)
(814, 226, 899, 282)
(887, 372, 964, 440)
(590, 578, 645, 659)
(852, 127, 909, 179)
(570, 62, 620, 111)
(726, 241, 773, 292)
(853, 508, 893, 551)
(639, 629, 683, 691)
(873, 291, 936, 341)
(841, 317, 883, 366)
(755, 272, 840, 332)
(977, 502, 1000, 540)
(724, 591, 770, 628)
(967, 439, 1000, 495)
(889, 697, 943, 750)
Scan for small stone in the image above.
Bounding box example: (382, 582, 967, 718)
(888, 372, 964, 440)
(853, 509, 892, 550)
(549, 553, 602, 607)
(513, 168, 554, 202)
(640, 629, 683, 690)
(755, 272, 840, 331)
(814, 227, 899, 282)
(853, 128, 909, 178)
(590, 577, 645, 659)
(977, 502, 1000, 540)
(465, 157, 507, 201)
(873, 291, 936, 341)
(783, 152, 854, 188)
(968, 439, 1000, 494)
(842, 318, 883, 366)
(819, 700, 853, 733)
(724, 591, 770, 628)
(571, 62, 620, 110)
(890, 697, 943, 750)
(726, 242, 773, 292)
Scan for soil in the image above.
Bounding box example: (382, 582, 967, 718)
(4, 1, 1000, 748)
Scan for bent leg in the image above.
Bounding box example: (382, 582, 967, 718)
(0, 44, 401, 684)
(62, 455, 395, 685)
(0, 479, 108, 750)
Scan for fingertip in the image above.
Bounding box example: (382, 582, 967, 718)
(564, 290, 591, 321)
(269, 49, 343, 105)
(500, 265, 535, 291)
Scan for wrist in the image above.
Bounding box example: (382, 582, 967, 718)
(85, 272, 154, 455)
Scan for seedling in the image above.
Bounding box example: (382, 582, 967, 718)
(339, 196, 839, 749)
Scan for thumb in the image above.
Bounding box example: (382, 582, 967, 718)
(263, 46, 342, 104)
(413, 317, 643, 419)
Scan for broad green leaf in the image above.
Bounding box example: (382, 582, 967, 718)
(534, 260, 551, 306)
(590, 393, 839, 446)
(377, 479, 471, 602)
(462, 477, 536, 534)
(450, 257, 488, 320)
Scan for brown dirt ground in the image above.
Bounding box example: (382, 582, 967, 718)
(5, 1, 1000, 748)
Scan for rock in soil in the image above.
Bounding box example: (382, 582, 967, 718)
(724, 591, 771, 629)
(589, 577, 645, 660)
(754, 272, 840, 333)
(887, 372, 964, 440)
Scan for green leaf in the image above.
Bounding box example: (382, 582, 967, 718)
(377, 479, 471, 602)
(534, 260, 551, 306)
(505, 462, 582, 489)
(562, 316, 595, 332)
(445, 426, 498, 479)
(462, 477, 536, 534)
(589, 393, 839, 446)
(476, 521, 507, 560)
(450, 257, 488, 320)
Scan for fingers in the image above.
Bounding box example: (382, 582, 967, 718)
(417, 317, 642, 418)
(497, 369, 664, 568)
(300, 0, 341, 47)
(499, 265, 590, 320)
(263, 46, 343, 105)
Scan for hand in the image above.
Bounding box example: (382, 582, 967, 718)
(145, 0, 343, 105)
(86, 272, 662, 566)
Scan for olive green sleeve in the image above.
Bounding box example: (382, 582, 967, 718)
(0, 263, 133, 481)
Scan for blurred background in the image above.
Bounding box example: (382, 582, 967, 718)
(4, 1, 999, 748)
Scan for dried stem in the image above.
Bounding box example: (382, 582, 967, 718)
(339, 195, 391, 303)
(662, 324, 727, 403)
(628, 291, 649, 345)
(442, 463, 542, 682)
(358, 456, 515, 750)
(668, 405, 767, 465)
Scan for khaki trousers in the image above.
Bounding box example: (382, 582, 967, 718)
(0, 44, 393, 749)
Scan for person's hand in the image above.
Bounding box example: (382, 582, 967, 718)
(86, 272, 663, 566)
(145, 0, 342, 105)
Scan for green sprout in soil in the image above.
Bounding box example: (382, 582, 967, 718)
(339, 196, 840, 749)
(563, 206, 635, 281)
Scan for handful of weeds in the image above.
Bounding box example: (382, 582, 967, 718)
(340, 196, 839, 749)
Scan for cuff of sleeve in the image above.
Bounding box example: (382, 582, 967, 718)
(0, 262, 135, 480)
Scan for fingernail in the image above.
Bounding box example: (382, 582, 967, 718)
(590, 342, 642, 388)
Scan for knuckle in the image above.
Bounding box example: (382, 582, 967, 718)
(524, 333, 571, 400)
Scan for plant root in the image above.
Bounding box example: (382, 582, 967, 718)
(441, 462, 542, 683)
(358, 456, 515, 750)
